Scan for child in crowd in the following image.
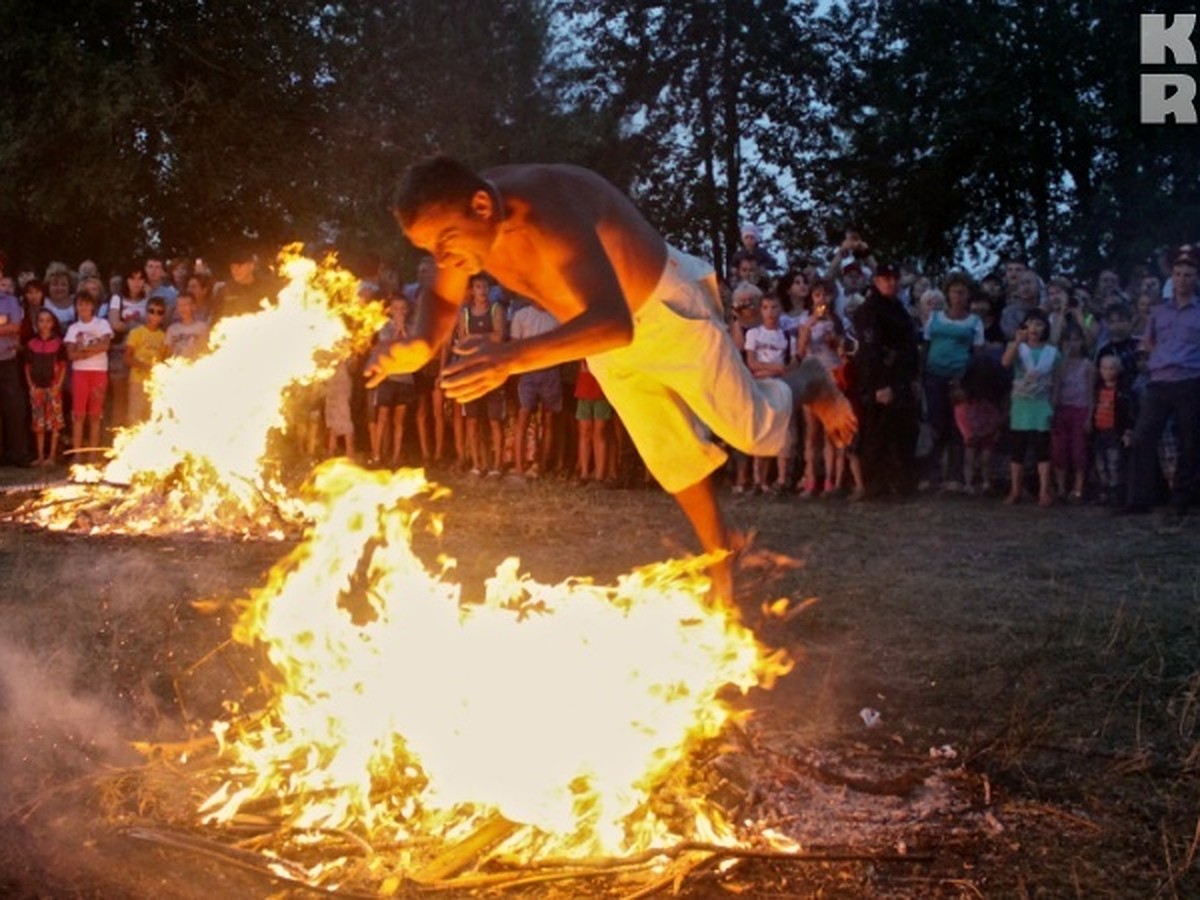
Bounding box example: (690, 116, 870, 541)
(370, 295, 417, 468)
(744, 292, 794, 494)
(1050, 325, 1094, 502)
(165, 293, 209, 359)
(107, 264, 149, 431)
(796, 279, 849, 497)
(19, 279, 46, 345)
(1094, 303, 1140, 394)
(457, 275, 507, 476)
(63, 292, 114, 463)
(123, 298, 169, 424)
(727, 282, 761, 493)
(324, 356, 356, 459)
(574, 358, 612, 483)
(1092, 354, 1135, 506)
(1002, 309, 1059, 506)
(24, 308, 66, 466)
(955, 353, 1007, 495)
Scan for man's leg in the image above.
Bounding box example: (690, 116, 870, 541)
(1169, 378, 1200, 513)
(1127, 383, 1172, 509)
(672, 474, 733, 607)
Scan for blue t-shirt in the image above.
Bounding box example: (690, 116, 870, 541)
(0, 293, 23, 361)
(923, 311, 983, 378)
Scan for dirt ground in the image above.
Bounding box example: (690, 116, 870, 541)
(0, 466, 1197, 898)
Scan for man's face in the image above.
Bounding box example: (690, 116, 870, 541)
(1018, 270, 1039, 303)
(1046, 284, 1067, 312)
(145, 259, 165, 284)
(402, 198, 496, 275)
(1171, 262, 1197, 301)
(843, 269, 865, 292)
(1004, 261, 1026, 289)
(737, 258, 758, 284)
(230, 259, 256, 285)
(760, 298, 781, 324)
(873, 273, 899, 298)
(741, 232, 757, 251)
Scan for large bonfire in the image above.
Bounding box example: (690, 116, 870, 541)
(18, 249, 794, 892)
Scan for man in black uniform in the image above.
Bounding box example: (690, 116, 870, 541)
(852, 262, 920, 498)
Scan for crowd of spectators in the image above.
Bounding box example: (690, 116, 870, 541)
(0, 232, 1196, 520)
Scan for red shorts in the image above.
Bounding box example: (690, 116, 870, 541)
(72, 369, 109, 418)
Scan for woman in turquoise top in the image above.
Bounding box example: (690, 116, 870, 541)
(1001, 308, 1060, 506)
(922, 272, 984, 490)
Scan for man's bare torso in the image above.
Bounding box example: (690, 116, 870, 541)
(479, 164, 668, 319)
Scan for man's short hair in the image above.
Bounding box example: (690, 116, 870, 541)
(392, 156, 489, 229)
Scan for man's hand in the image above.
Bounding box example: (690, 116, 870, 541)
(439, 336, 516, 402)
(813, 389, 858, 448)
(364, 338, 430, 389)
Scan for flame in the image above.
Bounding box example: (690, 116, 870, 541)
(18, 246, 384, 537)
(12, 244, 793, 877)
(201, 459, 792, 868)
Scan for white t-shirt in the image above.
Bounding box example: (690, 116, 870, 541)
(509, 304, 558, 341)
(64, 317, 115, 372)
(744, 325, 792, 367)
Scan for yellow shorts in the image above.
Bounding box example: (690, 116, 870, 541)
(588, 247, 792, 493)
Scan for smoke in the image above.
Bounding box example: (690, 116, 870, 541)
(0, 636, 139, 814)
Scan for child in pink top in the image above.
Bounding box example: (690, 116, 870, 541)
(24, 309, 67, 465)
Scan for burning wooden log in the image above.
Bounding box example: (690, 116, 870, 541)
(411, 811, 523, 883)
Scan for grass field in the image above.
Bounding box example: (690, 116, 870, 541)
(0, 467, 1197, 897)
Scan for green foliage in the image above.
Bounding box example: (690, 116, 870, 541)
(556, 0, 833, 276)
(0, 0, 1195, 281)
(827, 0, 1199, 276)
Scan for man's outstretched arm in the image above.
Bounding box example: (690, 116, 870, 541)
(365, 269, 466, 387)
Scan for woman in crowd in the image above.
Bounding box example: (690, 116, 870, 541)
(921, 273, 984, 491)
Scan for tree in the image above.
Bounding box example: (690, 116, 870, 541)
(0, 0, 333, 269)
(826, 0, 1199, 277)
(555, 0, 834, 278)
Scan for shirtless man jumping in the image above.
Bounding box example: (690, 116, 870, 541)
(367, 157, 856, 603)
